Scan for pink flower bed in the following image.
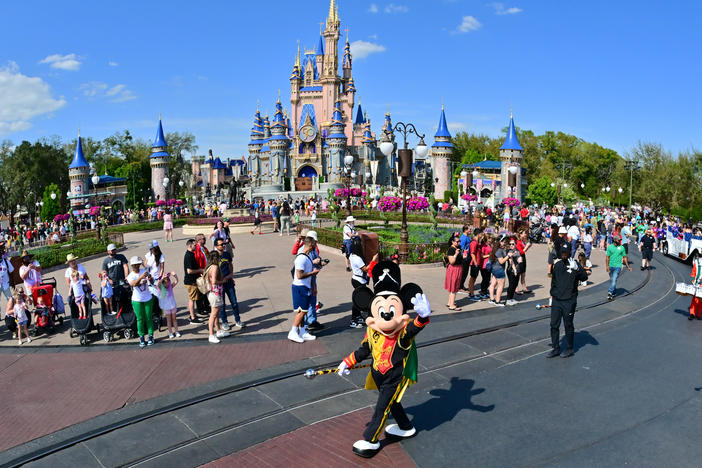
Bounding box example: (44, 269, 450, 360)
(406, 196, 429, 211)
(334, 188, 367, 198)
(503, 197, 520, 207)
(461, 194, 477, 201)
(378, 196, 402, 212)
(190, 215, 273, 225)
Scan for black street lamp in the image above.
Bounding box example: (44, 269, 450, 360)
(380, 122, 428, 263)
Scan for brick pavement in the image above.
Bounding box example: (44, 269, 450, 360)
(0, 339, 326, 452)
(203, 408, 416, 468)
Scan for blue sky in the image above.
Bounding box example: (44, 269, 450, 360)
(1, 0, 700, 159)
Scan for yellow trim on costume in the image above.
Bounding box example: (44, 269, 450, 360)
(344, 354, 357, 367)
(414, 317, 430, 328)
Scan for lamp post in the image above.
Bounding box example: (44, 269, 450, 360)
(380, 122, 428, 263)
(162, 176, 170, 201)
(343, 154, 354, 216)
(624, 158, 639, 213)
(91, 174, 100, 209)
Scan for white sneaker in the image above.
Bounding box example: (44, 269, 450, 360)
(506, 299, 517, 306)
(385, 424, 417, 438)
(299, 327, 316, 341)
(216, 330, 230, 338)
(234, 321, 244, 328)
(221, 323, 231, 331)
(287, 328, 304, 343)
(27, 337, 31, 343)
(168, 333, 174, 339)
(208, 335, 220, 344)
(174, 332, 181, 338)
(18, 339, 22, 346)
(352, 439, 380, 457)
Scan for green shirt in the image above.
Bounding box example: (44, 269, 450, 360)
(606, 244, 627, 268)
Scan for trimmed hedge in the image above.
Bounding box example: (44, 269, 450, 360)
(106, 218, 188, 234)
(22, 238, 121, 269)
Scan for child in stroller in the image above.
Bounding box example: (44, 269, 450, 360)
(30, 278, 62, 336)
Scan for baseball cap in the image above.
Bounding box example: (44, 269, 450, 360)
(306, 230, 318, 241)
(130, 256, 142, 266)
(558, 226, 567, 234)
(150, 240, 159, 248)
(107, 243, 117, 252)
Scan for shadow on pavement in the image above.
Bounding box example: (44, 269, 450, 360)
(405, 377, 495, 432)
(569, 330, 600, 353)
(234, 266, 275, 278)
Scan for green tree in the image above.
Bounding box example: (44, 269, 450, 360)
(527, 177, 558, 206)
(40, 183, 62, 222)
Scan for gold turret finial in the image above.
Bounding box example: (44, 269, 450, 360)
(328, 0, 337, 23)
(256, 100, 260, 111)
(278, 89, 281, 102)
(78, 126, 81, 137)
(295, 41, 301, 67)
(510, 104, 513, 119)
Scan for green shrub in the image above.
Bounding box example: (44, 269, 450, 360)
(23, 238, 122, 269)
(106, 218, 188, 234)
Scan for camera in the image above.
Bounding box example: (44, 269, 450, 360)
(322, 259, 330, 265)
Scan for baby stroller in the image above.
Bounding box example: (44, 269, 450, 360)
(100, 280, 136, 342)
(68, 285, 98, 346)
(31, 278, 62, 337)
(530, 222, 544, 244)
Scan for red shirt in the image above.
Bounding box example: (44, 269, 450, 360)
(520, 208, 529, 219)
(194, 244, 209, 269)
(516, 239, 526, 255)
(469, 240, 481, 266)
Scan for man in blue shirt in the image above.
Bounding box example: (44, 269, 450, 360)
(214, 239, 243, 329)
(459, 225, 472, 291)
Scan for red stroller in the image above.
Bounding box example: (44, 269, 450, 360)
(30, 278, 63, 336)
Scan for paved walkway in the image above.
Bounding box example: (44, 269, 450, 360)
(203, 408, 416, 468)
(0, 225, 608, 346)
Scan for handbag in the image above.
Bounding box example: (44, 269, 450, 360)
(196, 266, 213, 295)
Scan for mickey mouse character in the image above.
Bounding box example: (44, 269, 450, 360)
(337, 260, 432, 458)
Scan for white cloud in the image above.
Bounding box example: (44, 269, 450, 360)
(448, 122, 467, 132)
(490, 2, 522, 15)
(384, 3, 408, 13)
(0, 62, 65, 135)
(455, 16, 482, 33)
(80, 81, 135, 102)
(368, 3, 378, 13)
(350, 40, 387, 59)
(39, 53, 82, 71)
(108, 61, 118, 67)
(369, 34, 378, 40)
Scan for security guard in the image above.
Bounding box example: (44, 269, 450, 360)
(547, 242, 590, 358)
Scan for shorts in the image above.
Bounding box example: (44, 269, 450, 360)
(641, 249, 653, 261)
(207, 292, 223, 308)
(185, 285, 199, 301)
(292, 284, 312, 311)
(163, 308, 177, 315)
(469, 265, 480, 278)
(492, 268, 505, 280)
(520, 255, 527, 274)
(343, 239, 353, 258)
(18, 319, 27, 326)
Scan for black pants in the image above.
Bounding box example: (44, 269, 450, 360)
(460, 259, 471, 289)
(550, 297, 576, 351)
(363, 379, 412, 442)
(351, 278, 365, 321)
(479, 268, 491, 295)
(506, 268, 519, 300)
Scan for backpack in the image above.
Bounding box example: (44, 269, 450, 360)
(196, 265, 214, 295)
(291, 253, 312, 279)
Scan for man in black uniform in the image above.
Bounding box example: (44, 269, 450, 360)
(101, 243, 129, 302)
(638, 229, 656, 271)
(547, 242, 590, 358)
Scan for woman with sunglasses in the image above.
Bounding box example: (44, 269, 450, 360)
(504, 238, 522, 306)
(444, 234, 463, 311)
(488, 236, 509, 306)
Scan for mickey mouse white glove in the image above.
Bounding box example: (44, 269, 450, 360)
(337, 361, 350, 376)
(411, 293, 432, 318)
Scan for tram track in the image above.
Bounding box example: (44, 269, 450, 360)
(7, 252, 676, 468)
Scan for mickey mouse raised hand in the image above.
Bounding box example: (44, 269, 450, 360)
(336, 260, 430, 458)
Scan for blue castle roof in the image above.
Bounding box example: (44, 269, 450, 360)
(272, 100, 286, 127)
(316, 35, 324, 55)
(500, 115, 523, 151)
(354, 103, 364, 124)
(152, 118, 168, 148)
(212, 157, 227, 170)
(69, 134, 89, 169)
(434, 107, 451, 138)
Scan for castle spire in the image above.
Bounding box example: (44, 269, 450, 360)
(296, 41, 301, 67)
(354, 98, 365, 125)
(316, 33, 324, 56)
(327, 0, 337, 24)
(69, 131, 89, 169)
(500, 112, 523, 151)
(434, 106, 451, 139)
(152, 116, 168, 148)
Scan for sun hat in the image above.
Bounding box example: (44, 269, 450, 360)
(346, 216, 356, 222)
(65, 253, 77, 263)
(558, 226, 567, 234)
(129, 256, 142, 265)
(306, 230, 318, 241)
(106, 243, 117, 252)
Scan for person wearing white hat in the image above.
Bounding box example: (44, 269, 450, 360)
(64, 253, 91, 296)
(145, 240, 165, 290)
(127, 256, 156, 347)
(102, 243, 129, 287)
(343, 216, 359, 272)
(289, 235, 320, 343)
